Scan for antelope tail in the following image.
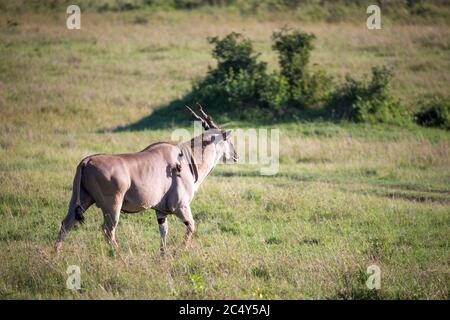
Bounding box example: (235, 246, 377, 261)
(73, 158, 89, 223)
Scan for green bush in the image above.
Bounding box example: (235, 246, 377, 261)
(208, 32, 267, 80)
(415, 97, 450, 129)
(272, 29, 313, 99)
(326, 66, 409, 125)
(193, 29, 331, 120)
(192, 31, 415, 126)
(272, 29, 332, 108)
(193, 33, 280, 119)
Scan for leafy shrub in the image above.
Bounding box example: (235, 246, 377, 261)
(272, 29, 312, 97)
(326, 66, 408, 125)
(193, 29, 332, 120)
(415, 97, 450, 129)
(208, 32, 267, 80)
(192, 31, 413, 126)
(193, 32, 281, 119)
(272, 28, 332, 109)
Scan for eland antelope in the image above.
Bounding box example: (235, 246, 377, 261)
(55, 105, 237, 254)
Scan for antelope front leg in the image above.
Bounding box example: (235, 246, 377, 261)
(175, 206, 195, 248)
(156, 211, 168, 255)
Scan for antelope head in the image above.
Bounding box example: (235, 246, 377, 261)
(186, 103, 238, 163)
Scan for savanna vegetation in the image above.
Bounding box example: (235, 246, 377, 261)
(0, 1, 449, 299)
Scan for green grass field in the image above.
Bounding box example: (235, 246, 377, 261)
(0, 7, 449, 299)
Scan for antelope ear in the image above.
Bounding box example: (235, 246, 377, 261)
(224, 130, 232, 140)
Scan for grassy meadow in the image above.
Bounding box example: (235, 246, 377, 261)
(0, 7, 449, 299)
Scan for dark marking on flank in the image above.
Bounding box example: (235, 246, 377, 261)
(184, 221, 190, 226)
(157, 218, 166, 225)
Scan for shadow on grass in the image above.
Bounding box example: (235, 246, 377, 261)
(113, 93, 195, 132)
(112, 92, 329, 132)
